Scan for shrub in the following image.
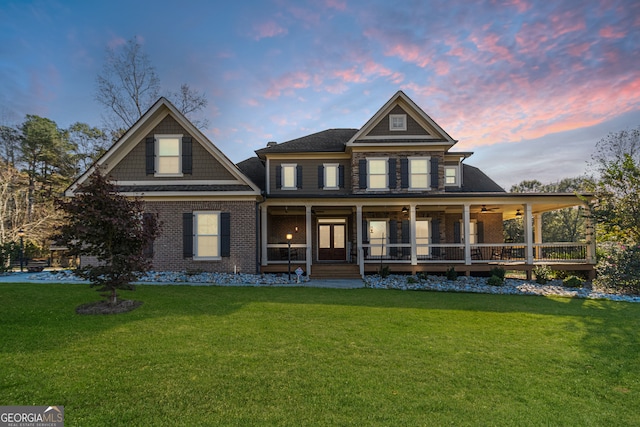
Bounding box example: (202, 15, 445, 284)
(379, 265, 391, 278)
(533, 264, 552, 285)
(562, 276, 583, 288)
(416, 271, 428, 281)
(487, 275, 504, 287)
(595, 243, 640, 294)
(406, 276, 418, 284)
(489, 267, 506, 280)
(446, 266, 457, 281)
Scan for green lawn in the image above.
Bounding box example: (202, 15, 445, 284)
(1, 283, 638, 426)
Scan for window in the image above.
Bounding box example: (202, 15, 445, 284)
(445, 166, 458, 186)
(416, 219, 431, 256)
(369, 220, 387, 257)
(324, 164, 339, 189)
(281, 164, 297, 189)
(194, 211, 220, 259)
(389, 114, 407, 131)
(156, 135, 182, 176)
(460, 220, 478, 244)
(409, 157, 429, 189)
(368, 158, 388, 190)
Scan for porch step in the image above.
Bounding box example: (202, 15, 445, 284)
(311, 264, 361, 279)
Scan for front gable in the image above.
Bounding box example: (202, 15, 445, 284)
(66, 98, 261, 197)
(347, 91, 456, 147)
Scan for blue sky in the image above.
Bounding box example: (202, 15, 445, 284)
(1, 0, 639, 189)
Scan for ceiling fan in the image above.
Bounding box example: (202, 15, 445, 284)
(479, 205, 499, 213)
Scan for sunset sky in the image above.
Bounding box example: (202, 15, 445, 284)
(1, 0, 639, 189)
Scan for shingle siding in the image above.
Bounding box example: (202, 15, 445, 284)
(109, 115, 235, 181)
(367, 105, 429, 137)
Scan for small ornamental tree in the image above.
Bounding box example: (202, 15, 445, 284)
(54, 170, 159, 304)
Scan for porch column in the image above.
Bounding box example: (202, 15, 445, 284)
(410, 205, 417, 265)
(585, 206, 596, 264)
(524, 204, 534, 264)
(306, 205, 312, 277)
(260, 204, 268, 266)
(534, 213, 543, 259)
(463, 203, 471, 265)
(356, 205, 364, 277)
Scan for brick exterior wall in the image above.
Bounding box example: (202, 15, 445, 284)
(144, 200, 257, 273)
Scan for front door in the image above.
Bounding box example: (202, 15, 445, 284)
(318, 219, 346, 261)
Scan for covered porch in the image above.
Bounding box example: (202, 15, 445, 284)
(259, 195, 596, 279)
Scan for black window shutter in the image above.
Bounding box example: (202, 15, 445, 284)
(454, 221, 461, 244)
(477, 222, 484, 244)
(220, 212, 231, 257)
(145, 137, 155, 175)
(359, 159, 367, 189)
(389, 220, 398, 258)
(182, 136, 192, 174)
(318, 165, 324, 188)
(432, 219, 441, 258)
(401, 220, 410, 258)
(296, 165, 303, 189)
(400, 158, 409, 188)
(338, 165, 345, 188)
(183, 213, 193, 258)
(430, 158, 439, 188)
(362, 219, 369, 257)
(388, 158, 396, 189)
(275, 165, 282, 189)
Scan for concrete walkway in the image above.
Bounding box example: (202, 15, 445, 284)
(0, 272, 365, 289)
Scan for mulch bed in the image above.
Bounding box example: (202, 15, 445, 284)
(76, 299, 143, 315)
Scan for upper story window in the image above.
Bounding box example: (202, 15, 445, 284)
(281, 164, 297, 190)
(368, 158, 388, 190)
(409, 157, 429, 189)
(156, 135, 182, 176)
(194, 211, 220, 260)
(389, 114, 407, 131)
(445, 166, 458, 186)
(324, 164, 339, 189)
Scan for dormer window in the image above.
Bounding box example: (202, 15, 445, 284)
(445, 166, 458, 186)
(389, 114, 407, 131)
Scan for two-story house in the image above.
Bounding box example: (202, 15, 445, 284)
(67, 91, 596, 279)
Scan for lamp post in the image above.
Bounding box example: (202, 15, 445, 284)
(286, 233, 293, 281)
(18, 229, 24, 272)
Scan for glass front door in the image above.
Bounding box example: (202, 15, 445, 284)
(318, 219, 346, 261)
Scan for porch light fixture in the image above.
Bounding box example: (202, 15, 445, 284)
(515, 209, 522, 217)
(286, 233, 293, 281)
(401, 206, 408, 214)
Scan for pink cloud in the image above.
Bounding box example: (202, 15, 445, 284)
(252, 21, 288, 40)
(263, 71, 311, 99)
(385, 44, 430, 68)
(599, 26, 626, 39)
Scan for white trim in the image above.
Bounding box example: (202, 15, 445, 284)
(193, 211, 221, 260)
(408, 156, 430, 190)
(323, 163, 339, 190)
(444, 165, 459, 187)
(155, 134, 183, 177)
(281, 163, 297, 190)
(114, 180, 243, 186)
(389, 114, 407, 131)
(367, 157, 388, 190)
